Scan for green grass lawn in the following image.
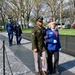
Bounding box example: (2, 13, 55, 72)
(59, 29, 75, 36)
(22, 28, 32, 33)
(22, 28, 75, 36)
(1, 28, 75, 36)
(0, 29, 6, 32)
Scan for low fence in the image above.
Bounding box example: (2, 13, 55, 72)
(0, 40, 13, 75)
(22, 33, 75, 57)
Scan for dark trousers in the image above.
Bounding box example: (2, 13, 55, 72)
(8, 33, 13, 45)
(16, 35, 22, 44)
(47, 50, 59, 73)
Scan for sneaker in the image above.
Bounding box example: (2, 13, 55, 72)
(49, 71, 53, 74)
(19, 43, 21, 45)
(9, 44, 12, 46)
(54, 71, 60, 75)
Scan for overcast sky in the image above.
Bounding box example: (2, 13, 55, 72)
(65, 0, 69, 2)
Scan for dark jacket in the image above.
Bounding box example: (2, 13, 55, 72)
(14, 25, 22, 36)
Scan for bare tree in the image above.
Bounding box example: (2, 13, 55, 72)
(25, 0, 33, 28)
(74, 0, 75, 21)
(0, 0, 75, 28)
(0, 0, 7, 27)
(45, 0, 57, 21)
(1, 0, 32, 29)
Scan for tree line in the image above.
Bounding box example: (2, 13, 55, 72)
(0, 0, 75, 28)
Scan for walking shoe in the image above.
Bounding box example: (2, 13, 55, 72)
(36, 72, 41, 75)
(19, 43, 21, 45)
(42, 71, 48, 75)
(9, 44, 12, 46)
(54, 71, 60, 75)
(48, 70, 53, 74)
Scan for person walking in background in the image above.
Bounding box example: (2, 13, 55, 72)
(44, 22, 61, 75)
(14, 23, 22, 45)
(5, 18, 14, 46)
(31, 17, 48, 75)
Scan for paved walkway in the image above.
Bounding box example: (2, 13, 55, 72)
(0, 32, 75, 75)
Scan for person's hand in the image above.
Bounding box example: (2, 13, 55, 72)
(6, 32, 8, 35)
(40, 57, 43, 60)
(13, 32, 16, 35)
(44, 36, 48, 39)
(59, 48, 62, 51)
(53, 40, 57, 43)
(34, 49, 37, 52)
(21, 34, 23, 36)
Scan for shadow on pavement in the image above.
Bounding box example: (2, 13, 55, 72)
(0, 34, 35, 74)
(11, 42, 31, 46)
(21, 42, 31, 45)
(59, 59, 75, 75)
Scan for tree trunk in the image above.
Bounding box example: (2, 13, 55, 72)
(26, 14, 30, 29)
(60, 2, 62, 29)
(24, 18, 26, 29)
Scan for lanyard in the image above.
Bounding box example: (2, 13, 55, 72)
(53, 30, 58, 37)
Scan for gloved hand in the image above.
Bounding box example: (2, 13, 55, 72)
(40, 57, 43, 60)
(13, 32, 16, 35)
(59, 48, 62, 51)
(6, 32, 8, 35)
(53, 40, 57, 43)
(21, 34, 23, 36)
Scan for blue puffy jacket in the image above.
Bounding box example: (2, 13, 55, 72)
(45, 28, 61, 51)
(6, 22, 13, 34)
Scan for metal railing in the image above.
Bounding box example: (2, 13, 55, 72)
(0, 40, 13, 75)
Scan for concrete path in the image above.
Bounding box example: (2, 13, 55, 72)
(0, 32, 75, 75)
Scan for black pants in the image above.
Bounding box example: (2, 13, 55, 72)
(47, 50, 59, 73)
(16, 35, 22, 44)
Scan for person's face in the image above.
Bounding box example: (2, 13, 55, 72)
(8, 19, 10, 22)
(49, 23, 55, 29)
(36, 20, 43, 26)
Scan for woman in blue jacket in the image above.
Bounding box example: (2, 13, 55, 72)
(44, 22, 61, 75)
